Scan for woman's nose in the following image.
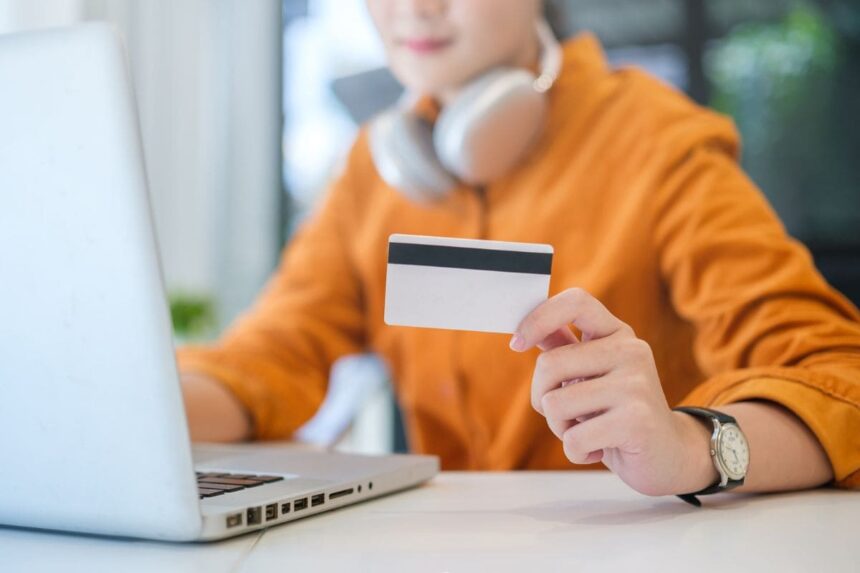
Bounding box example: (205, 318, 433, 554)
(400, 0, 448, 19)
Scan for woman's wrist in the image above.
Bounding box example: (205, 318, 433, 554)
(671, 410, 720, 495)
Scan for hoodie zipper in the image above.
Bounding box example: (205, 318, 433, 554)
(451, 183, 492, 469)
(474, 185, 488, 240)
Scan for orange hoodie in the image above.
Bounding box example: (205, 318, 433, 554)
(178, 35, 860, 487)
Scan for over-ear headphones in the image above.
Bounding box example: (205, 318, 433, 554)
(369, 20, 563, 203)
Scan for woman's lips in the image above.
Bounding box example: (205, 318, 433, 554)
(399, 37, 453, 54)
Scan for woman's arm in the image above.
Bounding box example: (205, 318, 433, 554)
(510, 287, 838, 497)
(677, 400, 833, 494)
(176, 135, 373, 442)
(181, 373, 252, 443)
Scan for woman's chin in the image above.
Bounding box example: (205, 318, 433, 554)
(396, 75, 466, 98)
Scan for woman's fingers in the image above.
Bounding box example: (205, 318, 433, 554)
(538, 375, 613, 431)
(546, 416, 577, 441)
(545, 410, 605, 441)
(530, 335, 629, 412)
(536, 326, 579, 352)
(514, 287, 656, 469)
(562, 410, 627, 465)
(511, 288, 627, 353)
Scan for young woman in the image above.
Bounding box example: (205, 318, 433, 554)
(179, 0, 860, 501)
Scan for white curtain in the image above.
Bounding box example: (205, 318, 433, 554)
(0, 0, 283, 328)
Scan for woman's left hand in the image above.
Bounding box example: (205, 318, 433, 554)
(509, 288, 717, 496)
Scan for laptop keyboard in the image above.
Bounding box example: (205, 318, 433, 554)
(196, 471, 284, 499)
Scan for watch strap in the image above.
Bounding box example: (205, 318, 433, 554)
(679, 475, 746, 507)
(673, 406, 736, 425)
(673, 406, 745, 507)
(677, 482, 727, 507)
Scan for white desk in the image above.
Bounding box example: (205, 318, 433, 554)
(2, 472, 858, 572)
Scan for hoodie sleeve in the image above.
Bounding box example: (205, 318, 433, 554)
(176, 141, 368, 440)
(652, 121, 860, 489)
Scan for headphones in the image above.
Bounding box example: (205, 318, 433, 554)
(369, 20, 564, 203)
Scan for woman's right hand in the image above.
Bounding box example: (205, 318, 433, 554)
(180, 373, 252, 442)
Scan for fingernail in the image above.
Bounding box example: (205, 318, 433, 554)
(509, 334, 526, 352)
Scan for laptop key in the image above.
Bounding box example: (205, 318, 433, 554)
(197, 482, 246, 493)
(194, 472, 284, 497)
(253, 475, 284, 483)
(196, 477, 266, 487)
(196, 471, 283, 479)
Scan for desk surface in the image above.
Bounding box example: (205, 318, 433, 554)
(1, 472, 857, 572)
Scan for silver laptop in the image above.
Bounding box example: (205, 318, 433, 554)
(0, 23, 437, 542)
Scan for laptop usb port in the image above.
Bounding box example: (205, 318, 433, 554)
(265, 503, 278, 521)
(246, 506, 262, 525)
(226, 513, 243, 528)
(281, 502, 291, 514)
(329, 488, 354, 500)
(311, 493, 325, 507)
(294, 498, 308, 511)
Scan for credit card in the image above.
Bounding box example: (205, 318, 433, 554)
(384, 234, 554, 334)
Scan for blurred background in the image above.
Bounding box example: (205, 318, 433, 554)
(2, 0, 858, 452)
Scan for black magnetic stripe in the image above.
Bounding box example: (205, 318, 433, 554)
(388, 242, 552, 275)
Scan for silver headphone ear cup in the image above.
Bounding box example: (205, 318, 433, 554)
(368, 109, 458, 203)
(434, 68, 547, 185)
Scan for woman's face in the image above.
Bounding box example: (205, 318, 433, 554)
(366, 0, 542, 96)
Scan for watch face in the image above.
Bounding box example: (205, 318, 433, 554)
(718, 424, 750, 480)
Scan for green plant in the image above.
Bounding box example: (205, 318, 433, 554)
(706, 3, 858, 247)
(708, 5, 838, 148)
(169, 292, 217, 341)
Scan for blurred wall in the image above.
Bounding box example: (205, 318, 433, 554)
(0, 0, 283, 329)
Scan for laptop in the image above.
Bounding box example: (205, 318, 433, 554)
(0, 23, 438, 542)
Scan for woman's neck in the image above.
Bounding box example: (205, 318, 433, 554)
(437, 31, 541, 106)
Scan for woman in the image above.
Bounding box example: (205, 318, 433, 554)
(179, 0, 860, 501)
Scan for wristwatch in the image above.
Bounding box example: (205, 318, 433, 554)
(673, 406, 750, 507)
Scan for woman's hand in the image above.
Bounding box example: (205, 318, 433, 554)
(181, 373, 252, 443)
(510, 288, 717, 496)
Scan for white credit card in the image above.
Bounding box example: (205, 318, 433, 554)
(384, 234, 554, 334)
